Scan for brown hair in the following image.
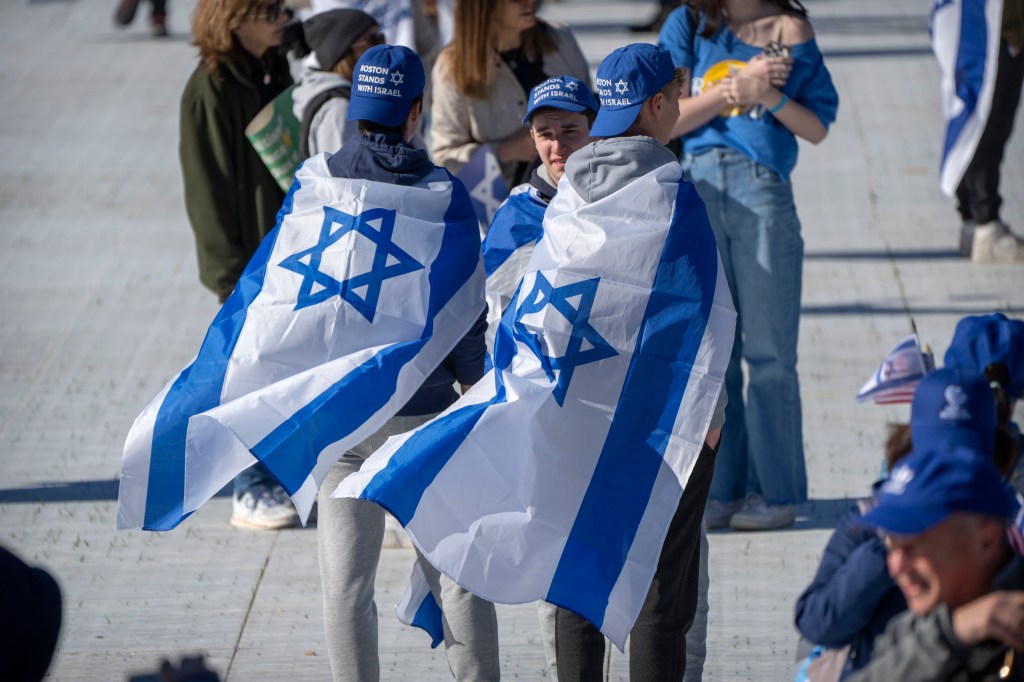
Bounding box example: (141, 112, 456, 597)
(443, 0, 557, 99)
(684, 0, 808, 39)
(884, 422, 1020, 478)
(191, 0, 263, 74)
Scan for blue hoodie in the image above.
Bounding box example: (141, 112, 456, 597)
(328, 132, 488, 416)
(794, 496, 907, 678)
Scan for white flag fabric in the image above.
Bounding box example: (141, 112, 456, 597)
(856, 335, 936, 405)
(481, 183, 547, 354)
(337, 161, 735, 647)
(931, 0, 1004, 195)
(117, 154, 484, 530)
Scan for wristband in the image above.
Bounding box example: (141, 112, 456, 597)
(768, 94, 789, 115)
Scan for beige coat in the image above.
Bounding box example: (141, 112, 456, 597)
(428, 23, 592, 187)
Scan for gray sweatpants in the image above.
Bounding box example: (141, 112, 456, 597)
(318, 413, 501, 682)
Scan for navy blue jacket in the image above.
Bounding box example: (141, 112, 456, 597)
(794, 501, 908, 678)
(328, 132, 488, 416)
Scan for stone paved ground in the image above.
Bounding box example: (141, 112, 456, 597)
(1, 0, 1021, 679)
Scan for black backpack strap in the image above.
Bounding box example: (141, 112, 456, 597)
(299, 84, 352, 158)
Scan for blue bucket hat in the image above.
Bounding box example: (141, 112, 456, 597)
(861, 445, 1016, 535)
(944, 312, 1024, 400)
(522, 76, 599, 124)
(910, 367, 997, 456)
(590, 43, 676, 137)
(347, 44, 425, 127)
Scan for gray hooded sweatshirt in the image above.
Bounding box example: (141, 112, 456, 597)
(563, 135, 728, 429)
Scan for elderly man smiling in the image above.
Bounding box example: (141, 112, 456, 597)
(850, 445, 1024, 681)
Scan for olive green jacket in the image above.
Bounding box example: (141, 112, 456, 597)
(179, 53, 291, 301)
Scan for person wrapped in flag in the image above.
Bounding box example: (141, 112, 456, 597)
(338, 43, 736, 679)
(117, 44, 500, 680)
(481, 74, 596, 364)
(796, 312, 1024, 680)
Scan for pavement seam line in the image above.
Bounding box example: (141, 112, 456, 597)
(225, 531, 280, 680)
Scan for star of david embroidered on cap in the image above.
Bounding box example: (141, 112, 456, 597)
(513, 273, 618, 406)
(278, 206, 424, 322)
(909, 367, 997, 456)
(348, 44, 426, 127)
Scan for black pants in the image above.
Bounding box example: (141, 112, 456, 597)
(956, 39, 1024, 225)
(554, 442, 717, 682)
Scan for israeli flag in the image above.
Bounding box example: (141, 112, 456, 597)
(931, 0, 1004, 196)
(396, 562, 445, 648)
(337, 160, 735, 647)
(482, 183, 547, 352)
(117, 154, 484, 530)
(455, 144, 510, 234)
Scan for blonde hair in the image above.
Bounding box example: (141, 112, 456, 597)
(191, 0, 263, 74)
(443, 0, 556, 99)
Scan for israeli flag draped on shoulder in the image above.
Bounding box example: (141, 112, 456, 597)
(931, 0, 1003, 196)
(482, 182, 547, 353)
(116, 153, 484, 530)
(337, 153, 735, 647)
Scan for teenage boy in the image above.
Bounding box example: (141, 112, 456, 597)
(551, 43, 728, 682)
(482, 75, 597, 332)
(315, 44, 499, 682)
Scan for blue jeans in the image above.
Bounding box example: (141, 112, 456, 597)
(232, 463, 277, 495)
(683, 148, 807, 506)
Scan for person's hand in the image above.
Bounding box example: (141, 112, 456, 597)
(952, 591, 1024, 650)
(496, 127, 537, 164)
(724, 55, 792, 107)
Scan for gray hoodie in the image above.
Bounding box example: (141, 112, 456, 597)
(291, 68, 358, 157)
(562, 135, 728, 430)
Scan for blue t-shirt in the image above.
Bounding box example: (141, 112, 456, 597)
(659, 7, 839, 180)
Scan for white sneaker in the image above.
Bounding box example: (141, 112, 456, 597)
(230, 485, 301, 530)
(729, 494, 795, 531)
(971, 220, 1024, 263)
(704, 499, 741, 530)
(382, 513, 414, 549)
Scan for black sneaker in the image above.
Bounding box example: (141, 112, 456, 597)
(114, 0, 140, 26)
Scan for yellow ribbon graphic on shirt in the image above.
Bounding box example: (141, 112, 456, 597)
(701, 59, 750, 118)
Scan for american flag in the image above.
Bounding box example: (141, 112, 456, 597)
(856, 335, 935, 405)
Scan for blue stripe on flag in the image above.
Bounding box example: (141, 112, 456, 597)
(412, 590, 445, 648)
(360, 388, 506, 523)
(142, 205, 292, 529)
(252, 173, 482, 494)
(545, 181, 719, 628)
(482, 190, 545, 276)
(941, 0, 987, 165)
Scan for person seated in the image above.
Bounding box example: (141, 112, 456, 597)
(849, 446, 1024, 681)
(795, 366, 1016, 679)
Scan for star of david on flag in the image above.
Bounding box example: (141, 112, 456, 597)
(278, 206, 423, 322)
(337, 159, 736, 648)
(514, 273, 617, 405)
(116, 154, 484, 530)
(455, 144, 510, 231)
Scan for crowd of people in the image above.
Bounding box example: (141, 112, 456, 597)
(165, 0, 1024, 680)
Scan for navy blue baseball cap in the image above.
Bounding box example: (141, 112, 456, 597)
(347, 44, 425, 127)
(522, 76, 599, 124)
(861, 445, 1016, 535)
(944, 312, 1024, 400)
(911, 367, 997, 456)
(590, 43, 676, 137)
